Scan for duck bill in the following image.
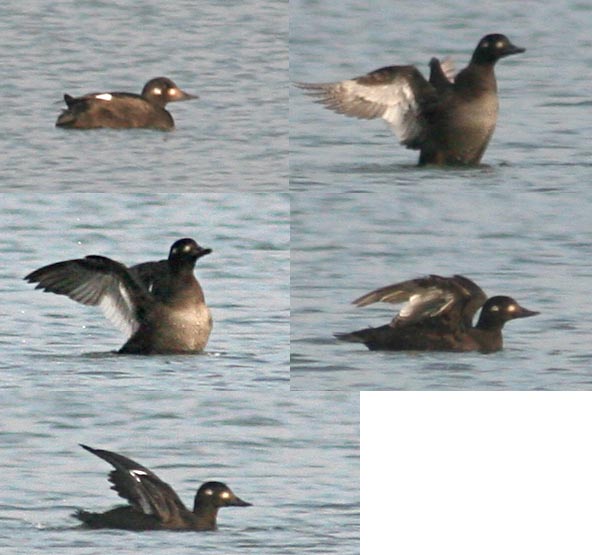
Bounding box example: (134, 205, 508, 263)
(515, 306, 539, 319)
(230, 495, 252, 507)
(196, 247, 212, 259)
(170, 88, 199, 101)
(504, 42, 526, 57)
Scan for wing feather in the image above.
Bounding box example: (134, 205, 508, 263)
(351, 275, 485, 326)
(297, 65, 436, 147)
(81, 444, 187, 522)
(25, 255, 153, 336)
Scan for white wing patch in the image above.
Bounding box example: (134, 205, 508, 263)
(378, 81, 422, 143)
(398, 289, 454, 322)
(94, 93, 113, 101)
(299, 74, 424, 145)
(439, 57, 456, 83)
(130, 469, 149, 482)
(97, 281, 139, 337)
(27, 258, 143, 342)
(127, 469, 154, 514)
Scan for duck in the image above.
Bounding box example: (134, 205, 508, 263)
(335, 274, 538, 352)
(74, 444, 251, 531)
(55, 77, 197, 130)
(24, 238, 212, 354)
(297, 34, 525, 165)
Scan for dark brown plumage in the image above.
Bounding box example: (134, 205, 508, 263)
(56, 77, 197, 130)
(25, 238, 212, 354)
(335, 274, 538, 353)
(297, 34, 525, 165)
(74, 445, 251, 531)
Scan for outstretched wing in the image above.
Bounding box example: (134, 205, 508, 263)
(25, 255, 153, 337)
(297, 65, 437, 149)
(80, 444, 187, 522)
(352, 274, 486, 327)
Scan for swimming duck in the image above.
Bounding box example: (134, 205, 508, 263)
(298, 34, 525, 165)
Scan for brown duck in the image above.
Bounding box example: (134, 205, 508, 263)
(56, 77, 197, 130)
(335, 274, 538, 353)
(25, 238, 212, 354)
(74, 444, 251, 531)
(297, 34, 525, 165)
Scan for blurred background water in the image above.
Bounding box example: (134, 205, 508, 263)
(0, 1, 360, 553)
(0, 390, 359, 555)
(0, 191, 360, 554)
(290, 0, 592, 390)
(0, 0, 287, 191)
(291, 0, 591, 186)
(2, 193, 289, 387)
(291, 187, 591, 390)
(6, 0, 592, 551)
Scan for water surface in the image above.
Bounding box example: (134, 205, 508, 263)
(3, 193, 289, 388)
(0, 0, 287, 191)
(0, 391, 359, 555)
(290, 1, 592, 390)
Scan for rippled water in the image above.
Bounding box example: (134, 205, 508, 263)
(4, 0, 592, 552)
(3, 193, 289, 386)
(0, 0, 287, 191)
(291, 186, 591, 390)
(291, 0, 591, 187)
(0, 390, 359, 555)
(290, 1, 592, 391)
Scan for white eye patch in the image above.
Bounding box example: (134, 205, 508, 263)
(153, 87, 162, 95)
(220, 491, 231, 499)
(507, 304, 518, 312)
(204, 488, 214, 496)
(94, 93, 113, 101)
(490, 305, 500, 312)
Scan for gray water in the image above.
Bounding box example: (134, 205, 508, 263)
(291, 1, 592, 390)
(291, 0, 591, 186)
(0, 390, 359, 555)
(3, 193, 289, 385)
(0, 191, 361, 550)
(0, 0, 287, 191)
(0, 2, 309, 551)
(3, 0, 592, 552)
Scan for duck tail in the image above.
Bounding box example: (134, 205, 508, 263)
(333, 330, 368, 343)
